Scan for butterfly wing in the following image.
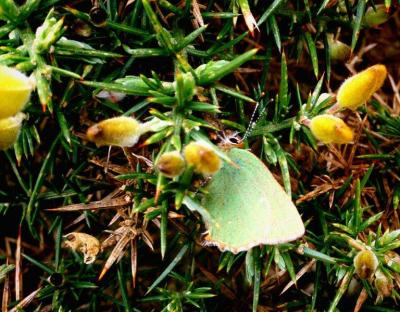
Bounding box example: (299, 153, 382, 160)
(201, 148, 304, 253)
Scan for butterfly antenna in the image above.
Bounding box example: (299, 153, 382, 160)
(242, 102, 259, 141)
(243, 98, 273, 141)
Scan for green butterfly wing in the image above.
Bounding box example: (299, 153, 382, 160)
(199, 148, 305, 253)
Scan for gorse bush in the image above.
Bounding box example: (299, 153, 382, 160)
(1, 1, 400, 311)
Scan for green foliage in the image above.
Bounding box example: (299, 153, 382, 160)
(0, 0, 399, 311)
(0, 263, 15, 283)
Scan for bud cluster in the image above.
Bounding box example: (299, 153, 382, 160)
(306, 64, 387, 145)
(156, 142, 222, 178)
(33, 9, 65, 54)
(85, 115, 223, 178)
(353, 249, 394, 302)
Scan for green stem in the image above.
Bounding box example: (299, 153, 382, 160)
(19, 26, 53, 112)
(327, 268, 354, 312)
(248, 117, 295, 137)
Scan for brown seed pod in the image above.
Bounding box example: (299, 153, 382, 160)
(64, 232, 101, 264)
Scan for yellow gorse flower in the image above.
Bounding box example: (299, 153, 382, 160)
(309, 114, 354, 144)
(184, 141, 222, 175)
(0, 66, 32, 119)
(86, 116, 172, 148)
(354, 249, 379, 280)
(156, 151, 186, 178)
(86, 116, 142, 147)
(337, 64, 387, 110)
(0, 113, 25, 150)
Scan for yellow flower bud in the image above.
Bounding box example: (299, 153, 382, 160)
(156, 151, 186, 178)
(354, 249, 379, 280)
(309, 114, 354, 144)
(374, 270, 393, 299)
(183, 141, 222, 175)
(86, 116, 142, 147)
(0, 113, 24, 150)
(0, 66, 32, 119)
(337, 64, 387, 110)
(371, 65, 387, 92)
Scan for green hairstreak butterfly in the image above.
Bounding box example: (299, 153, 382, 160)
(184, 148, 305, 253)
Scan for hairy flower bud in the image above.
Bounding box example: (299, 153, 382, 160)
(374, 270, 393, 299)
(327, 35, 351, 62)
(86, 116, 142, 147)
(184, 141, 222, 175)
(156, 151, 186, 178)
(34, 16, 64, 53)
(354, 249, 379, 280)
(0, 66, 32, 119)
(337, 65, 387, 110)
(309, 114, 354, 144)
(0, 113, 25, 150)
(174, 71, 196, 103)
